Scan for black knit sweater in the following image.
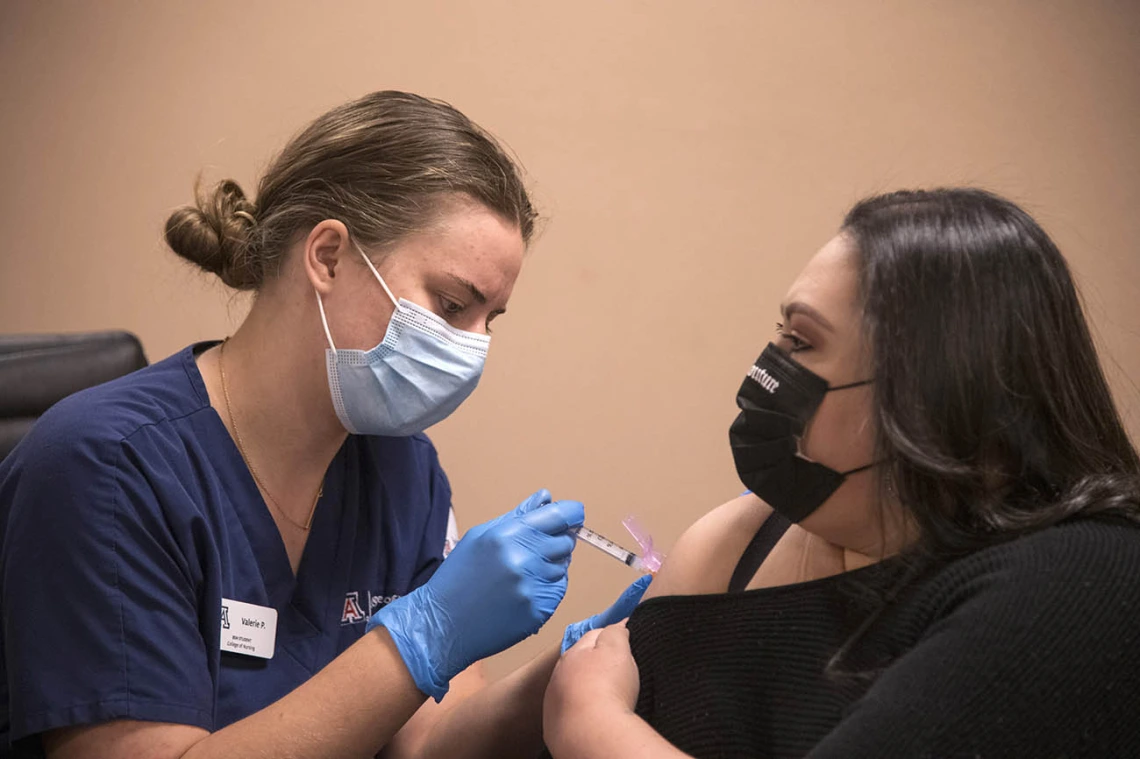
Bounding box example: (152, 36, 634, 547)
(621, 517, 1140, 758)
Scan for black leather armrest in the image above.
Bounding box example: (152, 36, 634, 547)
(0, 332, 148, 460)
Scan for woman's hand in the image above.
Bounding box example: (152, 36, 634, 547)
(561, 575, 652, 653)
(370, 489, 584, 702)
(543, 622, 640, 756)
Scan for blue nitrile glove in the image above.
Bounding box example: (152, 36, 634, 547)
(560, 574, 653, 654)
(368, 489, 584, 701)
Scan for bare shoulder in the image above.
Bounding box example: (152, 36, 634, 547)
(644, 493, 773, 599)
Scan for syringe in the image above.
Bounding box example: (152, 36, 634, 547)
(574, 526, 649, 572)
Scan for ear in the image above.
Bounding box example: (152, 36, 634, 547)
(302, 220, 353, 295)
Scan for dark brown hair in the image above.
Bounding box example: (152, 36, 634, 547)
(165, 91, 536, 290)
(827, 188, 1140, 680)
(845, 188, 1140, 558)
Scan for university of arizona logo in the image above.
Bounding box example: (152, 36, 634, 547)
(221, 603, 231, 630)
(341, 590, 402, 625)
(340, 592, 366, 625)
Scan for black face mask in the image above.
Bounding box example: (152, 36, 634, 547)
(729, 342, 873, 523)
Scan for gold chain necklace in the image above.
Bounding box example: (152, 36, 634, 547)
(219, 339, 322, 531)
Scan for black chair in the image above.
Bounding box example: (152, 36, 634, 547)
(0, 331, 148, 462)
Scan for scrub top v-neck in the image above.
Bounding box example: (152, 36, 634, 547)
(0, 342, 455, 756)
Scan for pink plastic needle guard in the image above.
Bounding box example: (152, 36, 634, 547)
(622, 515, 664, 573)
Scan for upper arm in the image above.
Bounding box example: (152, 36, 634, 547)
(643, 493, 772, 599)
(407, 440, 456, 589)
(2, 428, 214, 747)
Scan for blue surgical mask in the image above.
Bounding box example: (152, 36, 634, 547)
(315, 244, 489, 436)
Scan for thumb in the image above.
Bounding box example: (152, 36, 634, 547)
(594, 621, 632, 653)
(521, 499, 585, 535)
(514, 489, 553, 516)
(600, 574, 652, 626)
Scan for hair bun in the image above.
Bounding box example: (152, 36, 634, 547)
(165, 179, 262, 290)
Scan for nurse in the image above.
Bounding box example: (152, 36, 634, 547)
(0, 91, 594, 758)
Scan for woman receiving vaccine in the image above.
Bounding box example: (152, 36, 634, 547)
(543, 189, 1140, 758)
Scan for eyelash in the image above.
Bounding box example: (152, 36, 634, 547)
(438, 295, 496, 334)
(775, 322, 811, 352)
(439, 295, 465, 317)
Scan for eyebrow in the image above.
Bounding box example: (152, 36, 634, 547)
(445, 273, 487, 305)
(781, 301, 835, 333)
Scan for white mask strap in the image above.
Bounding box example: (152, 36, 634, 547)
(315, 290, 337, 351)
(355, 242, 399, 308)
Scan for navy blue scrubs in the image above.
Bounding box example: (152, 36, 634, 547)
(0, 343, 454, 756)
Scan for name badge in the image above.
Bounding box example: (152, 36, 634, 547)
(220, 598, 277, 659)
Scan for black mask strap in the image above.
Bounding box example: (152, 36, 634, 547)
(828, 378, 874, 392)
(840, 460, 878, 477)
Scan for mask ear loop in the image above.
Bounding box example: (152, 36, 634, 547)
(841, 461, 878, 477)
(353, 241, 400, 308)
(829, 378, 874, 392)
(314, 238, 401, 353)
(823, 378, 877, 476)
(315, 291, 338, 352)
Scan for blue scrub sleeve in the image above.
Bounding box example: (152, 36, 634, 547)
(2, 428, 214, 742)
(407, 450, 454, 590)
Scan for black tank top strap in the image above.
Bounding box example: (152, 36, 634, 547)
(728, 511, 793, 592)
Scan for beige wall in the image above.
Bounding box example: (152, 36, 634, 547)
(2, 1, 1138, 676)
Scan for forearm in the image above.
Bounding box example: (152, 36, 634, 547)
(187, 628, 427, 759)
(417, 647, 560, 759)
(549, 708, 691, 759)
